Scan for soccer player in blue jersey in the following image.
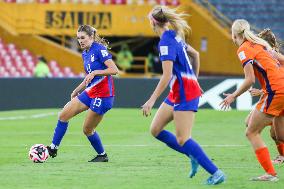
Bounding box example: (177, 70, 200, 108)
(141, 6, 225, 185)
(47, 25, 119, 162)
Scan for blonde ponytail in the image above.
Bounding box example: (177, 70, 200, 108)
(232, 19, 272, 50)
(150, 6, 191, 41)
(164, 7, 191, 41)
(94, 33, 110, 49)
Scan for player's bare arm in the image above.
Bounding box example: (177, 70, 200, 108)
(142, 60, 172, 117)
(71, 81, 87, 100)
(220, 63, 255, 110)
(248, 88, 263, 97)
(186, 44, 200, 77)
(85, 59, 119, 85)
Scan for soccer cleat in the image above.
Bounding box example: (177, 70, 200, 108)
(189, 157, 199, 178)
(46, 146, 57, 158)
(272, 155, 284, 165)
(206, 170, 226, 185)
(88, 153, 108, 162)
(250, 174, 279, 182)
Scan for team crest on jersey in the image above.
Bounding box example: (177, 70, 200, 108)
(91, 54, 95, 62)
(101, 50, 108, 57)
(238, 51, 246, 61)
(160, 46, 168, 55)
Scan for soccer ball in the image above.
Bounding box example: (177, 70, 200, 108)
(29, 144, 49, 163)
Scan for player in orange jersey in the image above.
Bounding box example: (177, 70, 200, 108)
(220, 19, 284, 182)
(246, 29, 284, 165)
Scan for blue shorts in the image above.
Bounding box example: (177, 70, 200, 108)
(164, 97, 199, 112)
(77, 91, 114, 115)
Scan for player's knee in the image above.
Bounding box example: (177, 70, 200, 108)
(150, 126, 160, 137)
(245, 129, 256, 139)
(83, 127, 92, 136)
(244, 119, 249, 127)
(176, 136, 187, 146)
(58, 111, 68, 122)
(58, 111, 66, 121)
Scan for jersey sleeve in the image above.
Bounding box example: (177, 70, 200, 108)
(97, 45, 112, 64)
(237, 44, 257, 67)
(159, 40, 177, 62)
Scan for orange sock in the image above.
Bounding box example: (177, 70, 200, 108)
(255, 147, 276, 176)
(277, 143, 284, 156)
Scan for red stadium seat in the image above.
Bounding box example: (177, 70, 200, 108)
(113, 0, 126, 4)
(2, 71, 10, 77)
(4, 0, 16, 3)
(0, 66, 5, 74)
(63, 67, 72, 74)
(2, 0, 180, 4)
(65, 72, 75, 77)
(0, 38, 76, 78)
(78, 72, 86, 78)
(7, 43, 16, 50)
(37, 0, 50, 3)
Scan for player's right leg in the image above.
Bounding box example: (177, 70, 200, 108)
(150, 102, 178, 151)
(246, 109, 278, 181)
(273, 115, 284, 165)
(47, 96, 89, 158)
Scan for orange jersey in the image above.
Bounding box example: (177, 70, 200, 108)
(237, 41, 284, 94)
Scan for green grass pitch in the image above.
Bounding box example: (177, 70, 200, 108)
(0, 109, 283, 189)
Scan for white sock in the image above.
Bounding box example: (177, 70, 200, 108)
(99, 151, 106, 155)
(50, 143, 58, 149)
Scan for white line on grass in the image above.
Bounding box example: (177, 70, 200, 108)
(13, 144, 248, 149)
(222, 166, 257, 169)
(0, 112, 57, 121)
(57, 144, 247, 148)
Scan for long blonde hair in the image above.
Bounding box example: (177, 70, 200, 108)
(232, 19, 271, 50)
(149, 5, 191, 41)
(77, 25, 110, 49)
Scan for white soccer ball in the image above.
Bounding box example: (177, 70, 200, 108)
(29, 144, 49, 163)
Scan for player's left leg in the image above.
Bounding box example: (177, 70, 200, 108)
(150, 102, 200, 178)
(173, 110, 225, 185)
(83, 97, 114, 162)
(248, 111, 283, 165)
(83, 109, 108, 162)
(245, 110, 254, 127)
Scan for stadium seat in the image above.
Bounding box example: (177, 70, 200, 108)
(78, 72, 86, 78)
(37, 0, 50, 3)
(2, 0, 180, 5)
(207, 0, 284, 40)
(0, 38, 76, 78)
